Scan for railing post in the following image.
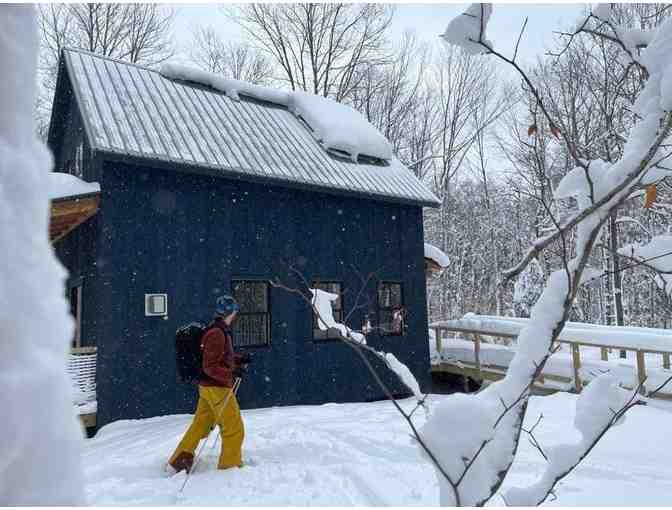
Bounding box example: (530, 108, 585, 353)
(600, 347, 609, 361)
(663, 353, 670, 370)
(435, 327, 443, 354)
(473, 333, 482, 379)
(571, 343, 583, 393)
(636, 351, 647, 396)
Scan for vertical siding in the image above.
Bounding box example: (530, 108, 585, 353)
(91, 161, 430, 426)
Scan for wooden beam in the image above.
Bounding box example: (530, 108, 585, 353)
(435, 327, 443, 354)
(71, 346, 97, 355)
(636, 351, 647, 396)
(50, 195, 99, 243)
(79, 413, 96, 428)
(473, 333, 482, 379)
(571, 343, 583, 393)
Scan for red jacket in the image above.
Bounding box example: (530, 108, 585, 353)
(199, 319, 242, 388)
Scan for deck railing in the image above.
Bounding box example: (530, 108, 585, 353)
(431, 318, 672, 398)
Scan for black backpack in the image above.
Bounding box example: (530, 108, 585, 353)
(175, 322, 206, 383)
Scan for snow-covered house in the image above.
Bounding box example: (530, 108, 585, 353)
(48, 48, 440, 429)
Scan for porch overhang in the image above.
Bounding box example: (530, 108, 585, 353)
(50, 192, 100, 243)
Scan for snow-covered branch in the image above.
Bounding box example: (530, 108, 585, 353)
(0, 5, 84, 504)
(425, 4, 672, 506)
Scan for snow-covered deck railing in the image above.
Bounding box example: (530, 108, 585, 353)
(68, 347, 97, 421)
(430, 314, 672, 397)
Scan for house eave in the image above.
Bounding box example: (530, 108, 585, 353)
(94, 148, 441, 208)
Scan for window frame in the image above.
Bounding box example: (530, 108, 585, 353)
(67, 282, 83, 349)
(311, 280, 345, 342)
(231, 279, 271, 348)
(377, 281, 405, 337)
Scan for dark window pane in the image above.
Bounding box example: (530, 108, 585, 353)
(378, 282, 404, 336)
(233, 280, 268, 313)
(233, 313, 270, 347)
(231, 280, 271, 346)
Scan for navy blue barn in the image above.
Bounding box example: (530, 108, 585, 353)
(48, 48, 441, 429)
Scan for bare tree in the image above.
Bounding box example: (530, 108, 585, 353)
(225, 3, 393, 101)
(36, 3, 175, 137)
(190, 26, 273, 84)
(349, 31, 429, 154)
(417, 4, 672, 505)
(424, 44, 512, 320)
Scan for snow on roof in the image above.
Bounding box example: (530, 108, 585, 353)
(431, 313, 672, 353)
(424, 243, 450, 268)
(48, 172, 100, 200)
(61, 49, 438, 207)
(159, 63, 393, 162)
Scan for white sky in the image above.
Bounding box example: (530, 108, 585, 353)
(172, 3, 588, 66)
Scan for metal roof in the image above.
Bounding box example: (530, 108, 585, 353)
(62, 48, 440, 207)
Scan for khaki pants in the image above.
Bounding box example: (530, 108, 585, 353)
(169, 385, 244, 469)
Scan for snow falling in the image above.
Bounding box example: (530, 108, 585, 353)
(3, 2, 672, 506)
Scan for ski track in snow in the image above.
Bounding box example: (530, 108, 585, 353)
(82, 394, 672, 506)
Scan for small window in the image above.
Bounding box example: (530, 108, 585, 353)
(68, 284, 82, 349)
(232, 280, 271, 347)
(378, 282, 405, 336)
(312, 281, 344, 341)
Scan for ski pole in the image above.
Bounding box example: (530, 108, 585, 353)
(178, 377, 242, 495)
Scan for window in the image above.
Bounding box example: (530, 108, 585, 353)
(312, 281, 344, 341)
(378, 282, 405, 336)
(67, 284, 82, 349)
(232, 280, 271, 347)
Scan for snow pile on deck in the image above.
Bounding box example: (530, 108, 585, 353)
(433, 313, 672, 352)
(0, 6, 84, 504)
(48, 172, 100, 200)
(159, 63, 393, 162)
(424, 243, 450, 268)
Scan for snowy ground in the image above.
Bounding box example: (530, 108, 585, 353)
(83, 393, 672, 506)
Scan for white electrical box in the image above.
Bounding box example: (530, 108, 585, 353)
(145, 293, 168, 316)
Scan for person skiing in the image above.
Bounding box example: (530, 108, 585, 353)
(168, 294, 249, 473)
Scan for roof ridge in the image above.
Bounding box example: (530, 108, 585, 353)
(62, 47, 161, 76)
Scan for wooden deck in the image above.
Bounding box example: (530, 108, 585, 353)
(430, 317, 672, 399)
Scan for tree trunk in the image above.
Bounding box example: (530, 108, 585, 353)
(609, 212, 626, 358)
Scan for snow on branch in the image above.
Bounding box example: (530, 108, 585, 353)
(310, 288, 422, 400)
(504, 375, 632, 505)
(440, 3, 493, 55)
(619, 236, 672, 295)
(311, 288, 366, 344)
(430, 4, 672, 507)
(0, 5, 84, 504)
